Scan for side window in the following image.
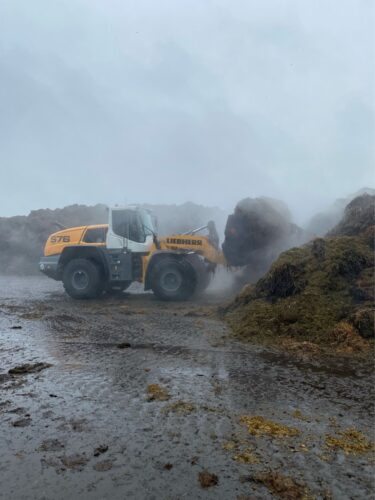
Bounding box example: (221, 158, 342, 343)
(112, 211, 129, 239)
(83, 227, 107, 243)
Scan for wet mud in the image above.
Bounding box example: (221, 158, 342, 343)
(0, 276, 374, 499)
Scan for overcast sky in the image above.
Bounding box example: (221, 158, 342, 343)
(0, 0, 374, 223)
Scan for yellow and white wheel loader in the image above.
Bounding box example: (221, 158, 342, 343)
(39, 206, 225, 300)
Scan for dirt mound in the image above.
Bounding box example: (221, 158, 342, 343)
(224, 195, 375, 351)
(222, 197, 309, 283)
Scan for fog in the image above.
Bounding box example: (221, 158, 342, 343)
(0, 0, 374, 223)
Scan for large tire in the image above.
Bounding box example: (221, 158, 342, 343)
(150, 258, 195, 301)
(63, 258, 104, 299)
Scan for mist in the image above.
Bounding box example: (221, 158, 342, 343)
(0, 0, 374, 223)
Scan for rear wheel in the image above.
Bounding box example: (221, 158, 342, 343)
(63, 258, 104, 299)
(151, 258, 195, 301)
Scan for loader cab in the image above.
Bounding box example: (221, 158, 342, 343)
(106, 206, 155, 253)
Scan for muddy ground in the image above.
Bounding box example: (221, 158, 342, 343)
(0, 276, 374, 500)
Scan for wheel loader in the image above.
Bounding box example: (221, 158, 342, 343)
(39, 206, 225, 300)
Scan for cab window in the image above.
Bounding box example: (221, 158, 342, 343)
(83, 227, 107, 243)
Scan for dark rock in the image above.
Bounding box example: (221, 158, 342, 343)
(117, 342, 131, 349)
(12, 418, 31, 427)
(94, 444, 108, 456)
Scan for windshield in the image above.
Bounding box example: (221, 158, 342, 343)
(139, 209, 155, 236)
(111, 208, 156, 242)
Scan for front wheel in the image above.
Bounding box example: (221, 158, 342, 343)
(63, 258, 104, 299)
(150, 258, 195, 301)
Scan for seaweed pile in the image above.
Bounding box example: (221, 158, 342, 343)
(307, 187, 375, 236)
(224, 194, 374, 352)
(222, 197, 309, 283)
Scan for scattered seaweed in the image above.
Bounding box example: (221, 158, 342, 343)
(325, 428, 374, 455)
(239, 416, 299, 438)
(198, 470, 219, 488)
(222, 440, 238, 451)
(253, 471, 312, 500)
(146, 384, 170, 401)
(163, 400, 196, 415)
(233, 449, 259, 464)
(222, 437, 259, 463)
(292, 410, 310, 422)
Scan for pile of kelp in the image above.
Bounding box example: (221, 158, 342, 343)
(223, 194, 374, 352)
(222, 197, 309, 283)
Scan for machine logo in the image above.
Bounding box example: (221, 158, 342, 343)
(166, 238, 202, 246)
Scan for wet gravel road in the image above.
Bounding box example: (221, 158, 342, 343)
(0, 276, 374, 499)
